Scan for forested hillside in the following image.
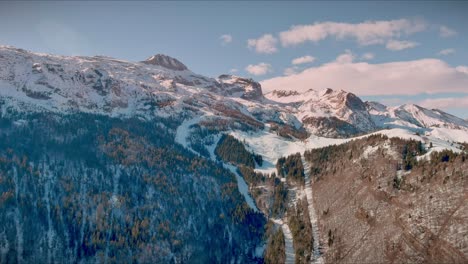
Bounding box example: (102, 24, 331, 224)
(0, 111, 265, 263)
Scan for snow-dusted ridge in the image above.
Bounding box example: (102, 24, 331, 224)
(1, 45, 468, 263)
(231, 127, 466, 175)
(1, 45, 467, 165)
(1, 45, 467, 138)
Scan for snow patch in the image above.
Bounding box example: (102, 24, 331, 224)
(302, 158, 325, 264)
(272, 219, 295, 264)
(175, 115, 203, 154)
(206, 135, 259, 212)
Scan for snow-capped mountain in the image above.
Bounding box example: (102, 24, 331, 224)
(367, 101, 468, 130)
(141, 54, 189, 71)
(1, 45, 467, 264)
(0, 45, 467, 141)
(265, 88, 377, 137)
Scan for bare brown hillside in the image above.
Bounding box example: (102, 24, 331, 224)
(305, 135, 468, 264)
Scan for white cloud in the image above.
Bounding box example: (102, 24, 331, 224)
(379, 98, 405, 106)
(245, 63, 272, 76)
(230, 68, 238, 73)
(260, 58, 468, 96)
(385, 40, 419, 51)
(456, 66, 468, 74)
(247, 34, 278, 54)
(418, 97, 468, 110)
(438, 48, 455, 56)
(335, 50, 355, 64)
(292, 55, 315, 65)
(220, 34, 233, 45)
(439, 26, 457, 37)
(279, 18, 427, 47)
(361, 52, 375, 60)
(284, 66, 299, 76)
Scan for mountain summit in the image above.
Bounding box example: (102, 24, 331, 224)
(0, 45, 467, 264)
(0, 45, 466, 140)
(141, 54, 188, 71)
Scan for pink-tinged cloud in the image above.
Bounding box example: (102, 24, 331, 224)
(361, 52, 375, 60)
(245, 63, 273, 76)
(386, 40, 419, 51)
(292, 55, 315, 65)
(418, 97, 468, 110)
(247, 34, 278, 54)
(279, 18, 427, 47)
(260, 58, 468, 96)
(438, 48, 455, 56)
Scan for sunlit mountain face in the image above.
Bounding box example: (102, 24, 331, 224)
(0, 1, 467, 263)
(0, 45, 466, 263)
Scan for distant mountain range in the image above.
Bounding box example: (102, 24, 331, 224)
(0, 45, 467, 139)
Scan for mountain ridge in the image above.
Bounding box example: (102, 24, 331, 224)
(0, 45, 467, 141)
(1, 45, 467, 264)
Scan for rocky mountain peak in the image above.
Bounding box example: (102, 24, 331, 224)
(321, 88, 334, 96)
(270, 90, 301, 98)
(0, 45, 466, 138)
(141, 54, 188, 71)
(218, 74, 264, 101)
(344, 92, 367, 111)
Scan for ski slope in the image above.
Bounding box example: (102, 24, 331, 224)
(302, 157, 325, 264)
(272, 219, 295, 264)
(231, 127, 466, 174)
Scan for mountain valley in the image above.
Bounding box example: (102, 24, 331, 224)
(0, 46, 467, 263)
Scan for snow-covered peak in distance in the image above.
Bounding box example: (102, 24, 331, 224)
(0, 45, 467, 143)
(367, 101, 468, 131)
(265, 87, 358, 105)
(141, 54, 188, 71)
(217, 74, 264, 101)
(265, 88, 376, 137)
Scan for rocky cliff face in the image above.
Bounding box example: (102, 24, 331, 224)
(218, 74, 264, 101)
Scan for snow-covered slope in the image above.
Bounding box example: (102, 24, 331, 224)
(367, 101, 468, 131)
(1, 45, 467, 152)
(266, 88, 376, 137)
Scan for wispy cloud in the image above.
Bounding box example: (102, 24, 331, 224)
(261, 58, 468, 96)
(284, 66, 299, 76)
(361, 52, 375, 60)
(378, 98, 406, 106)
(438, 48, 455, 56)
(245, 62, 272, 75)
(279, 18, 427, 47)
(247, 34, 278, 54)
(335, 50, 356, 64)
(230, 68, 238, 73)
(220, 34, 233, 45)
(439, 25, 457, 37)
(292, 55, 315, 65)
(418, 97, 468, 110)
(385, 40, 419, 51)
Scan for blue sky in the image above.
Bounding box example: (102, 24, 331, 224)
(1, 1, 467, 117)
